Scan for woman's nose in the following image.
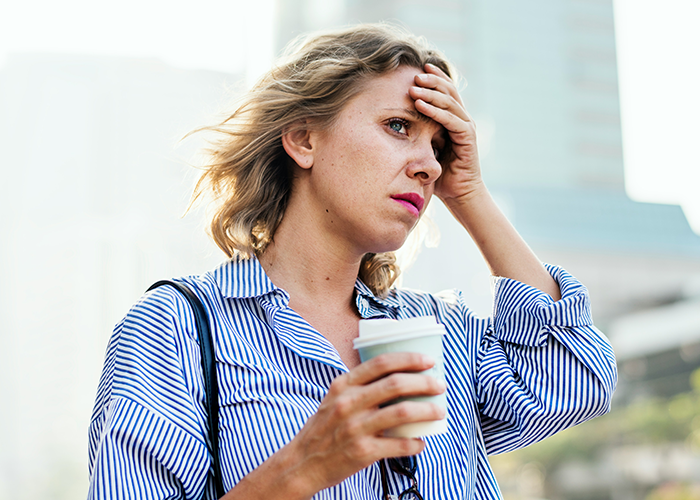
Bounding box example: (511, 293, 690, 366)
(407, 143, 443, 183)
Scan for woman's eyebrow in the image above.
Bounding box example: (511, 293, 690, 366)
(383, 107, 432, 124)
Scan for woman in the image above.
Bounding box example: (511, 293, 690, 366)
(88, 24, 617, 499)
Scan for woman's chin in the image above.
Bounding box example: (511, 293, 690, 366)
(365, 232, 412, 255)
(348, 218, 417, 255)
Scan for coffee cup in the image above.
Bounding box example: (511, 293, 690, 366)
(353, 315, 447, 438)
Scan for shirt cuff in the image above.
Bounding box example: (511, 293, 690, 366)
(490, 264, 593, 347)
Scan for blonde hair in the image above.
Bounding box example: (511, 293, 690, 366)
(193, 23, 454, 297)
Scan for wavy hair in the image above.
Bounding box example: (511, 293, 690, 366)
(192, 23, 454, 297)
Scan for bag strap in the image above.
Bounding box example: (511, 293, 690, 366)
(147, 280, 226, 499)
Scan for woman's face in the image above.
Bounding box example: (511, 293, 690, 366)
(303, 65, 446, 256)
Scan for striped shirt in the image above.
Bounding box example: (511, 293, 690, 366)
(87, 256, 617, 499)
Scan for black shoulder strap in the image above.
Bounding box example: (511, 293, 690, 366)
(147, 280, 225, 499)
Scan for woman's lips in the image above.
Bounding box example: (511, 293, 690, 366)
(391, 193, 425, 218)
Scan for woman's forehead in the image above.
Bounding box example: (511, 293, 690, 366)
(365, 66, 423, 93)
(345, 66, 424, 110)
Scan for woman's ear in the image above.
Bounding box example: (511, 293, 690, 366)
(282, 124, 315, 170)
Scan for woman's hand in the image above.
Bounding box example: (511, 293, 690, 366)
(289, 352, 445, 495)
(409, 63, 484, 202)
(225, 352, 446, 499)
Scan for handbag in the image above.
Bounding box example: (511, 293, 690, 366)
(147, 280, 226, 499)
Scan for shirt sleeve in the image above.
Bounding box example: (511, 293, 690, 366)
(87, 287, 214, 499)
(476, 264, 618, 455)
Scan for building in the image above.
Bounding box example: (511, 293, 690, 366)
(0, 53, 237, 499)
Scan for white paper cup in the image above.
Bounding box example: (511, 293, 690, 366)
(353, 316, 447, 438)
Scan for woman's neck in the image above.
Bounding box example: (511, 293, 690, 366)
(258, 211, 363, 317)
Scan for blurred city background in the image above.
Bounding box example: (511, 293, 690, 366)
(1, 0, 699, 498)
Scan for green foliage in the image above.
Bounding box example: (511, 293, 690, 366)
(492, 368, 700, 472)
(646, 482, 700, 500)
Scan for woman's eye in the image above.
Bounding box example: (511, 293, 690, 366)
(388, 119, 408, 134)
(433, 147, 441, 160)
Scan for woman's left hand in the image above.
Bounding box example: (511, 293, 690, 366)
(409, 63, 483, 202)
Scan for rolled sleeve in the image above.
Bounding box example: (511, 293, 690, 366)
(477, 265, 617, 455)
(491, 264, 593, 347)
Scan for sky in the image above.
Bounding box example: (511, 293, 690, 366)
(1, 0, 698, 234)
(0, 0, 276, 85)
(613, 0, 700, 234)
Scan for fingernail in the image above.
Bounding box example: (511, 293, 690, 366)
(437, 379, 447, 392)
(417, 74, 429, 81)
(422, 354, 435, 365)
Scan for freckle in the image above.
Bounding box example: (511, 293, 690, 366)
(326, 277, 330, 281)
(326, 209, 329, 213)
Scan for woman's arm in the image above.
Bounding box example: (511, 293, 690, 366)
(88, 290, 215, 499)
(410, 64, 561, 301)
(442, 187, 561, 300)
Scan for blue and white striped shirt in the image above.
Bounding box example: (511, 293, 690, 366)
(88, 256, 617, 499)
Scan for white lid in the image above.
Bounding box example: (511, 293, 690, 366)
(353, 316, 445, 349)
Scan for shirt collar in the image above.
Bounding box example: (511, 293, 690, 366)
(353, 277, 405, 317)
(212, 255, 405, 313)
(212, 255, 278, 299)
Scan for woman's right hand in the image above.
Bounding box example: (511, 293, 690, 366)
(224, 352, 446, 499)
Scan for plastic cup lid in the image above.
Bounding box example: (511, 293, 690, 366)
(353, 316, 445, 349)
